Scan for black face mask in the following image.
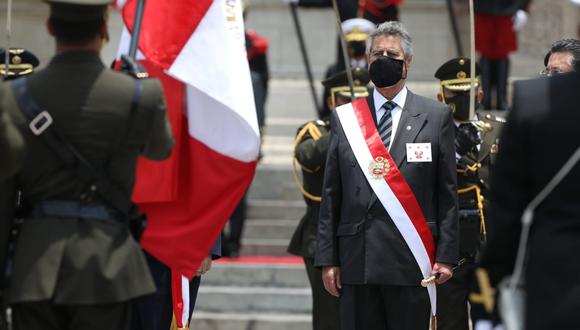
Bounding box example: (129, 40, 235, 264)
(445, 93, 479, 121)
(349, 42, 367, 58)
(369, 56, 405, 88)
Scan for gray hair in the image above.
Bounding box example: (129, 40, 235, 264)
(544, 38, 580, 71)
(366, 21, 413, 59)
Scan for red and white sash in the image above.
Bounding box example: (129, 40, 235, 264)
(336, 98, 437, 315)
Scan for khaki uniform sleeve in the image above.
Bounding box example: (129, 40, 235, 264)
(140, 79, 175, 161)
(0, 84, 24, 179)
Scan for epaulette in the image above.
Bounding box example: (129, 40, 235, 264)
(483, 113, 506, 124)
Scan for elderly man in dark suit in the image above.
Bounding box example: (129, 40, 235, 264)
(482, 68, 580, 329)
(315, 21, 459, 330)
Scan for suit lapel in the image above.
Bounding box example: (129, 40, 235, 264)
(389, 91, 427, 168)
(366, 93, 377, 126)
(366, 90, 427, 211)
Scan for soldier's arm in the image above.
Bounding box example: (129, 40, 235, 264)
(435, 106, 460, 265)
(141, 79, 175, 161)
(295, 122, 330, 172)
(314, 112, 342, 267)
(0, 85, 25, 179)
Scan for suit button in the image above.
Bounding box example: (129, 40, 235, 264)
(366, 214, 373, 220)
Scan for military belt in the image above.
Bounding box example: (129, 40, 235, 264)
(31, 200, 121, 223)
(459, 209, 480, 217)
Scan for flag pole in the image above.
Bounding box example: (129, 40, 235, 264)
(289, 3, 321, 115)
(330, 0, 356, 100)
(446, 0, 464, 57)
(121, 0, 148, 78)
(468, 0, 476, 120)
(128, 0, 146, 60)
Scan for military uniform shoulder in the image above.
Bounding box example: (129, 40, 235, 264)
(298, 119, 328, 130)
(296, 119, 329, 140)
(102, 69, 164, 105)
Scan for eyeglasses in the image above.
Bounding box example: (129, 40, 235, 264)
(539, 68, 563, 76)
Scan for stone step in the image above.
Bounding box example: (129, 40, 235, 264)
(194, 286, 312, 314)
(243, 219, 299, 240)
(248, 164, 303, 201)
(239, 238, 293, 257)
(203, 263, 308, 288)
(247, 199, 305, 220)
(190, 312, 311, 330)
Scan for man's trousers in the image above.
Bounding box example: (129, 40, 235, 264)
(340, 284, 431, 330)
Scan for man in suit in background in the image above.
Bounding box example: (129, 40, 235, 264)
(315, 21, 458, 330)
(481, 59, 580, 330)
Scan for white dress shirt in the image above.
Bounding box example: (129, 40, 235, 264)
(373, 87, 408, 151)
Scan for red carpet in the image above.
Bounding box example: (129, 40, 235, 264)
(216, 256, 304, 264)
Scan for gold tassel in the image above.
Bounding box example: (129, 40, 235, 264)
(169, 314, 188, 330)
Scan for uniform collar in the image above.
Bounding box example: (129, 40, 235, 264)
(50, 51, 104, 67)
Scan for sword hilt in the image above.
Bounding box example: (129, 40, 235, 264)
(421, 273, 440, 287)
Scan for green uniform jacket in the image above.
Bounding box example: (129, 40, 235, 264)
(0, 85, 24, 179)
(0, 51, 174, 304)
(288, 119, 330, 258)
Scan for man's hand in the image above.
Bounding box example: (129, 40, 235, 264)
(456, 123, 481, 156)
(432, 262, 453, 285)
(322, 266, 341, 297)
(197, 256, 213, 276)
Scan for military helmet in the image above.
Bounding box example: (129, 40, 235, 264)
(0, 48, 40, 80)
(434, 57, 481, 92)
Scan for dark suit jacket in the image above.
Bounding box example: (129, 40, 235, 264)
(315, 90, 459, 286)
(1, 51, 174, 304)
(481, 72, 580, 330)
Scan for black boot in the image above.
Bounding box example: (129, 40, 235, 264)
(479, 58, 493, 110)
(496, 58, 510, 110)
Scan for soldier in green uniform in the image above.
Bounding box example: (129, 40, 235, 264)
(0, 0, 174, 329)
(0, 48, 39, 179)
(433, 57, 505, 330)
(288, 67, 370, 330)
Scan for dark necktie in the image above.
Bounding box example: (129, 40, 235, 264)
(377, 101, 396, 149)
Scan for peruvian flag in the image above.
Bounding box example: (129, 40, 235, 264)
(115, 0, 259, 327)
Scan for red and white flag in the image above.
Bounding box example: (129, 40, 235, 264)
(115, 0, 259, 327)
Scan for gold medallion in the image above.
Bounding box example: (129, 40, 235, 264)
(368, 156, 390, 180)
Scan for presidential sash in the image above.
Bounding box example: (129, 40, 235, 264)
(336, 98, 437, 315)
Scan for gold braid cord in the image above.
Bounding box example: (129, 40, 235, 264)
(456, 161, 481, 174)
(457, 184, 487, 240)
(292, 122, 323, 202)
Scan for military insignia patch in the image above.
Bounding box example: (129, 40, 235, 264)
(368, 156, 390, 180)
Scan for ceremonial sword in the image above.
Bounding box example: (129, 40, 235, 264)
(421, 257, 467, 287)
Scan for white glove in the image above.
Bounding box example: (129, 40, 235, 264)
(512, 9, 528, 31)
(283, 0, 299, 4)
